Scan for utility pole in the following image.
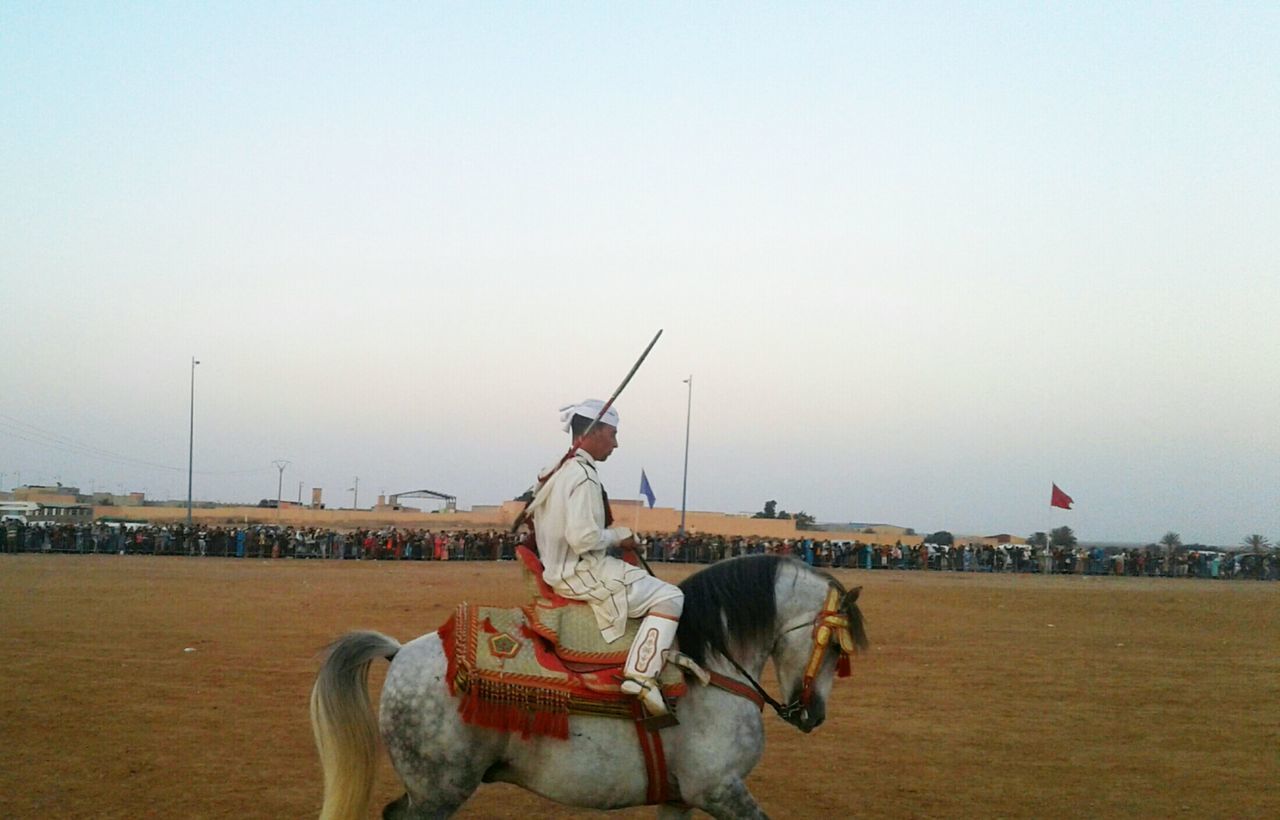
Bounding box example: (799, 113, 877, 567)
(349, 477, 359, 510)
(272, 460, 290, 522)
(297, 481, 302, 504)
(187, 357, 200, 525)
(679, 374, 692, 536)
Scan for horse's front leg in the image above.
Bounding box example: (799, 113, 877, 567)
(691, 778, 768, 820)
(656, 803, 692, 820)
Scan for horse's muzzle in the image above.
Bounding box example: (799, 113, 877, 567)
(780, 699, 825, 733)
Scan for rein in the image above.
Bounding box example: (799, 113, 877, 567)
(708, 586, 858, 729)
(717, 651, 799, 722)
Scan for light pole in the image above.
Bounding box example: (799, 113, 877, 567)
(348, 477, 359, 510)
(273, 460, 290, 522)
(187, 357, 200, 525)
(679, 374, 692, 535)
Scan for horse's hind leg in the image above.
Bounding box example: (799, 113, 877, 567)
(691, 778, 769, 820)
(381, 712, 494, 819)
(380, 754, 490, 820)
(382, 794, 418, 819)
(379, 636, 501, 818)
(382, 791, 469, 820)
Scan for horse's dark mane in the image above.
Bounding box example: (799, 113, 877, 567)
(676, 555, 869, 666)
(676, 554, 787, 666)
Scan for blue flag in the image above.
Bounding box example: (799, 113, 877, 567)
(639, 469, 656, 508)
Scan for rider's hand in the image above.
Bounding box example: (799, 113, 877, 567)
(619, 536, 638, 551)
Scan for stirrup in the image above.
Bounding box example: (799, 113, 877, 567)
(622, 678, 678, 729)
(667, 651, 710, 686)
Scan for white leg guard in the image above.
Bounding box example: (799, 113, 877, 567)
(621, 614, 679, 718)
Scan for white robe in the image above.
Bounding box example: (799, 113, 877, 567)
(527, 450, 646, 642)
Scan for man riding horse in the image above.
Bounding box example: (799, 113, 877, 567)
(524, 399, 684, 721)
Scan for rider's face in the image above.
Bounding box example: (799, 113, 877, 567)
(581, 424, 618, 462)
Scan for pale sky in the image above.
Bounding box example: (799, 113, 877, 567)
(3, 3, 1277, 545)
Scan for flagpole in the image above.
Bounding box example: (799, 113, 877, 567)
(679, 375, 692, 536)
(1046, 484, 1052, 575)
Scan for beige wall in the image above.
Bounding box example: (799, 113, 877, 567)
(92, 498, 929, 544)
(16, 489, 80, 506)
(86, 500, 1024, 546)
(92, 504, 509, 531)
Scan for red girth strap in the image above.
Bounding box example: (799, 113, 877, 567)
(633, 705, 672, 804)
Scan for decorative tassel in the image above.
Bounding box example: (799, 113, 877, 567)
(438, 612, 460, 694)
(456, 688, 570, 740)
(837, 654, 851, 678)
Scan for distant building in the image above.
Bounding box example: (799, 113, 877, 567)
(90, 491, 145, 507)
(3, 500, 93, 525)
(0, 501, 39, 523)
(13, 484, 81, 505)
(257, 499, 304, 509)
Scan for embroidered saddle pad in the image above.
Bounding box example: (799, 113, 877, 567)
(515, 545, 642, 665)
(523, 599, 639, 665)
(440, 602, 685, 739)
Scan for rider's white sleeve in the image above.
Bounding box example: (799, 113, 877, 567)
(564, 477, 631, 556)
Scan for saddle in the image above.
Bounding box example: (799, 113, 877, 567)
(517, 545, 641, 665)
(438, 546, 686, 741)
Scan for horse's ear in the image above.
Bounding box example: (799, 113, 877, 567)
(843, 586, 862, 605)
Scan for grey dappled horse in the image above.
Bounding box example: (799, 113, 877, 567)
(311, 554, 868, 819)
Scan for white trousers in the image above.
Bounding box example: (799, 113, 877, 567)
(624, 572, 684, 618)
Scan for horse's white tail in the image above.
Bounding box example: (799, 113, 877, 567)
(310, 631, 402, 820)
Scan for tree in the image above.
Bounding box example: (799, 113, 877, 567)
(777, 510, 792, 520)
(795, 511, 816, 531)
(1027, 532, 1048, 548)
(925, 530, 954, 546)
(1159, 531, 1182, 552)
(1049, 526, 1076, 549)
(1242, 534, 1271, 554)
(752, 500, 778, 519)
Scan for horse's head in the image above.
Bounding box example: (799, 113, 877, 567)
(677, 555, 869, 733)
(769, 564, 868, 733)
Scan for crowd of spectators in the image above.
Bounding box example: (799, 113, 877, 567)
(2, 521, 1276, 581)
(0, 521, 519, 561)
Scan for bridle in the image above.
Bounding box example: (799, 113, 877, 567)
(716, 585, 858, 730)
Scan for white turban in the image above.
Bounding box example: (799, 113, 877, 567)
(559, 399, 619, 433)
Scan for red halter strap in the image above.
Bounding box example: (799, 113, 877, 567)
(704, 585, 859, 727)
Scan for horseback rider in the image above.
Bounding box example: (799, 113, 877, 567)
(526, 399, 684, 721)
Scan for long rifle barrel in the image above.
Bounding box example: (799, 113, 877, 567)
(511, 329, 664, 533)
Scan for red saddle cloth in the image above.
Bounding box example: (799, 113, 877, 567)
(437, 547, 685, 741)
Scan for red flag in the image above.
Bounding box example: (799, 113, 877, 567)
(1050, 483, 1074, 510)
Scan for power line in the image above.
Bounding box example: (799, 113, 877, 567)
(0, 412, 181, 469)
(0, 413, 272, 476)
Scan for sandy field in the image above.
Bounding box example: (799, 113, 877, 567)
(1, 555, 1276, 819)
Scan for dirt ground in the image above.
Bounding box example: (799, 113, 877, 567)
(1, 555, 1276, 819)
